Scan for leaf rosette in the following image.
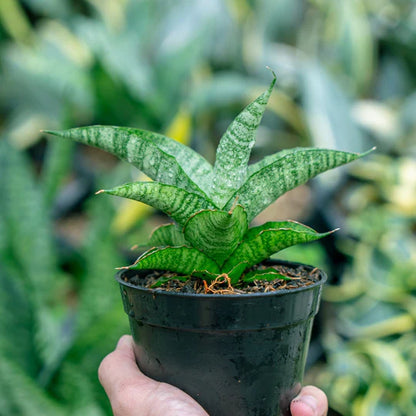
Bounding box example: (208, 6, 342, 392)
(45, 71, 373, 285)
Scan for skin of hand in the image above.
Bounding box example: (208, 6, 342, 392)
(99, 335, 328, 416)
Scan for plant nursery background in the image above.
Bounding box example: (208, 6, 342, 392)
(0, 0, 415, 415)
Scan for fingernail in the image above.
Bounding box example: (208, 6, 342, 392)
(296, 394, 318, 413)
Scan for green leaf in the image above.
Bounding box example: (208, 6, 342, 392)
(183, 205, 248, 265)
(44, 126, 212, 195)
(99, 181, 216, 226)
(191, 269, 221, 281)
(227, 261, 249, 285)
(242, 268, 292, 283)
(52, 362, 106, 416)
(0, 264, 39, 378)
(211, 73, 276, 207)
(127, 247, 220, 276)
(339, 298, 414, 338)
(0, 140, 67, 378)
(150, 275, 188, 288)
(354, 341, 412, 389)
(247, 147, 307, 176)
(0, 358, 66, 416)
(244, 220, 320, 237)
(353, 382, 403, 416)
(41, 139, 74, 206)
(226, 148, 374, 221)
(75, 195, 124, 336)
(223, 221, 335, 272)
(149, 224, 187, 247)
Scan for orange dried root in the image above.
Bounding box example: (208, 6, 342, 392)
(204, 274, 235, 294)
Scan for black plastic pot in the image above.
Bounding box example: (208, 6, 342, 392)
(116, 261, 326, 416)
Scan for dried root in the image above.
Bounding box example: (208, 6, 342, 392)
(203, 274, 235, 294)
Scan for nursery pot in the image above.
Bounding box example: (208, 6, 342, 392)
(116, 260, 326, 416)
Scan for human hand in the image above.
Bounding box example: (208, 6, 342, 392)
(99, 335, 328, 416)
(99, 335, 208, 416)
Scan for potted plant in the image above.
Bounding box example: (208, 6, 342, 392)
(45, 72, 372, 416)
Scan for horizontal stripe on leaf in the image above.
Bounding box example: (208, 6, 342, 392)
(225, 148, 375, 221)
(127, 247, 220, 276)
(243, 220, 319, 239)
(98, 182, 215, 227)
(149, 224, 187, 247)
(44, 126, 212, 195)
(223, 224, 335, 272)
(184, 205, 248, 265)
(247, 147, 310, 176)
(212, 73, 276, 207)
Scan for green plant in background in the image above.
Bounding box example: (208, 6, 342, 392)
(45, 75, 371, 287)
(313, 153, 416, 415)
(1, 0, 415, 414)
(0, 138, 129, 415)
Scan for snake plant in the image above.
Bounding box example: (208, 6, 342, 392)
(45, 73, 372, 285)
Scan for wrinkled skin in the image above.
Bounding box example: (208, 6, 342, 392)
(99, 336, 328, 416)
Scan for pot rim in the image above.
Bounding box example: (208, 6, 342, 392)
(115, 259, 327, 299)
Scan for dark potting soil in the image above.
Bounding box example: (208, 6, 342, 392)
(121, 262, 322, 295)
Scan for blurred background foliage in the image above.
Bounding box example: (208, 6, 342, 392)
(0, 0, 415, 415)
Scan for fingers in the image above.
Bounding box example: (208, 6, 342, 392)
(100, 337, 327, 416)
(290, 385, 328, 416)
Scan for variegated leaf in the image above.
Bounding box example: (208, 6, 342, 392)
(183, 205, 248, 265)
(353, 383, 404, 416)
(149, 224, 187, 247)
(44, 126, 212, 195)
(243, 220, 319, 238)
(225, 148, 374, 221)
(127, 247, 220, 276)
(247, 147, 308, 176)
(211, 73, 276, 207)
(223, 222, 335, 272)
(98, 182, 215, 226)
(355, 340, 412, 389)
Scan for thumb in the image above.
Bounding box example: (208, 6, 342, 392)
(98, 335, 157, 399)
(290, 385, 328, 416)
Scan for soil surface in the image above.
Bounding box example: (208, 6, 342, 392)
(121, 262, 322, 295)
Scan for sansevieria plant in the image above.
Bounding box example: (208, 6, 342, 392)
(44, 72, 372, 289)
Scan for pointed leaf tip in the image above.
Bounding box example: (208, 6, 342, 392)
(211, 71, 276, 206)
(223, 222, 333, 272)
(42, 129, 60, 136)
(227, 147, 374, 221)
(95, 189, 106, 195)
(364, 146, 377, 155)
(265, 66, 277, 84)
